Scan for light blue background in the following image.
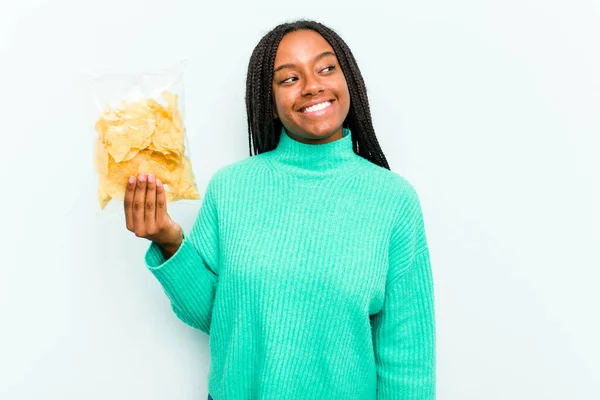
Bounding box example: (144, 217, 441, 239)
(1, 1, 598, 399)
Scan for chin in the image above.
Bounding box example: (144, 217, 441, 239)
(304, 124, 340, 137)
(284, 117, 343, 140)
(308, 130, 332, 137)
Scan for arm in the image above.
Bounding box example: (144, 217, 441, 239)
(371, 187, 436, 399)
(144, 176, 221, 335)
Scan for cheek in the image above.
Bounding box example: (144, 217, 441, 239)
(331, 76, 350, 103)
(337, 82, 351, 113)
(272, 94, 285, 119)
(340, 79, 350, 101)
(276, 93, 297, 117)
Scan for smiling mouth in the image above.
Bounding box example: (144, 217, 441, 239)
(300, 100, 334, 114)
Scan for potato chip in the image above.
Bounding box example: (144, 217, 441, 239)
(94, 138, 109, 176)
(94, 91, 200, 209)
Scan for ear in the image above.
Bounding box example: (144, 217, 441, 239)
(272, 104, 278, 119)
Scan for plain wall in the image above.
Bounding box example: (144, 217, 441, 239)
(1, 0, 598, 398)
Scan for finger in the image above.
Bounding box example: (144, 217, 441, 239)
(124, 176, 136, 231)
(145, 174, 157, 234)
(133, 173, 147, 236)
(155, 179, 168, 226)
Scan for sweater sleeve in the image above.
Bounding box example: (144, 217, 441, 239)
(144, 175, 220, 335)
(371, 187, 436, 399)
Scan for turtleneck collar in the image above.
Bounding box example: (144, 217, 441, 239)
(266, 126, 363, 179)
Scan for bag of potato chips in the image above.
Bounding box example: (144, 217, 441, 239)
(90, 61, 200, 211)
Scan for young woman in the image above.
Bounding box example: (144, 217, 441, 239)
(125, 19, 436, 400)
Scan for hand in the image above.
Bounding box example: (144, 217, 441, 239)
(124, 173, 183, 255)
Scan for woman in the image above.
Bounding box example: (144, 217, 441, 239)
(125, 19, 436, 400)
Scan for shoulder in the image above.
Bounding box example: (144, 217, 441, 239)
(355, 161, 427, 242)
(205, 154, 269, 193)
(358, 160, 422, 209)
(364, 165, 429, 259)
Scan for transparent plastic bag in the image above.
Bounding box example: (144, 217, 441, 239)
(89, 61, 200, 212)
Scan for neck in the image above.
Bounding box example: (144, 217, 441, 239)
(266, 126, 363, 179)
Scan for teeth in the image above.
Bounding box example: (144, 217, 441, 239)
(303, 101, 331, 113)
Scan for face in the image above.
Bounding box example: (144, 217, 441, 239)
(271, 29, 351, 144)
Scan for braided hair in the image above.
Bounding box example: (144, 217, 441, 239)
(245, 19, 390, 170)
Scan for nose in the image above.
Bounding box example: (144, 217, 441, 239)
(301, 74, 324, 96)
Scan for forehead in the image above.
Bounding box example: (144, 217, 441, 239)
(274, 30, 335, 63)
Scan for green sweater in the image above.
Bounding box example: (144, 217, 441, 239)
(145, 127, 436, 399)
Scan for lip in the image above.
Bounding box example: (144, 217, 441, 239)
(299, 101, 335, 118)
(298, 99, 335, 113)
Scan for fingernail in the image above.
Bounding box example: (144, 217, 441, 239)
(138, 173, 146, 182)
(156, 179, 162, 187)
(148, 174, 155, 183)
(128, 176, 135, 184)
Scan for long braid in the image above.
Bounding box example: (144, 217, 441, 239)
(245, 19, 390, 170)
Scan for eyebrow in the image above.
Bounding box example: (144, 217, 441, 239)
(273, 51, 337, 74)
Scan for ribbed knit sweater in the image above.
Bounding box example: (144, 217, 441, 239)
(145, 127, 436, 400)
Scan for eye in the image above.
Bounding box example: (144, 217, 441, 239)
(281, 76, 298, 84)
(278, 65, 335, 85)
